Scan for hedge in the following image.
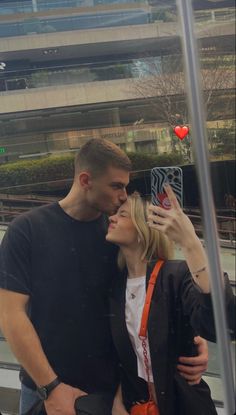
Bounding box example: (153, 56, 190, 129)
(0, 154, 74, 191)
(0, 151, 184, 193)
(127, 152, 184, 170)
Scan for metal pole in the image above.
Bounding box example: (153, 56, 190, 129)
(32, 0, 38, 12)
(176, 1, 235, 414)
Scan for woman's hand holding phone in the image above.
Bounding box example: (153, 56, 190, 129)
(148, 184, 196, 248)
(148, 184, 211, 293)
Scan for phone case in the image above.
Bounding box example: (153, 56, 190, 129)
(151, 167, 183, 208)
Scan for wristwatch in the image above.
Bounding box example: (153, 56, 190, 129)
(37, 377, 61, 400)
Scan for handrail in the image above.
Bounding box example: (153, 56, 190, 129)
(0, 2, 151, 23)
(0, 196, 235, 246)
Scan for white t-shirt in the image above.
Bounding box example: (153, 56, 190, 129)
(125, 276, 154, 382)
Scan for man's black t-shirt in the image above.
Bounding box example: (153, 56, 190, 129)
(0, 203, 119, 394)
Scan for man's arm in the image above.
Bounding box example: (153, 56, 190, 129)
(0, 289, 57, 385)
(177, 336, 208, 385)
(0, 289, 86, 415)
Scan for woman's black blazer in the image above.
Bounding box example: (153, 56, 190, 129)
(109, 260, 232, 415)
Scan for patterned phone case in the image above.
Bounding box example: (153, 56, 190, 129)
(151, 167, 183, 208)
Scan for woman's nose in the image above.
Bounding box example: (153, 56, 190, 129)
(109, 214, 117, 223)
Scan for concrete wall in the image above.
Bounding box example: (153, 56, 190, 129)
(0, 67, 234, 114)
(0, 20, 234, 54)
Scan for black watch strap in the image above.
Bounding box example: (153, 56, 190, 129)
(37, 377, 61, 400)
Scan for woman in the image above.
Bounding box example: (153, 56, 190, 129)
(107, 185, 226, 415)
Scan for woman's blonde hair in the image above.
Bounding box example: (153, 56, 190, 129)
(118, 192, 174, 269)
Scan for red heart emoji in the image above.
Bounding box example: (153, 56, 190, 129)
(174, 125, 189, 140)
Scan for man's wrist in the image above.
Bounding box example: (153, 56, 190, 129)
(37, 377, 61, 400)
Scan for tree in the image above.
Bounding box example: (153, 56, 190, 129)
(130, 53, 235, 161)
(208, 121, 235, 158)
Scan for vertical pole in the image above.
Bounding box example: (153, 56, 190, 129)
(176, 1, 235, 414)
(211, 10, 216, 22)
(32, 0, 38, 12)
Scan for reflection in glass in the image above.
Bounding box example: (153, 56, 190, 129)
(0, 0, 235, 411)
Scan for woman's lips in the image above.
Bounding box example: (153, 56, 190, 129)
(108, 224, 116, 230)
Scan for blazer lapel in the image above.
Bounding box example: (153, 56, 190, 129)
(146, 262, 170, 402)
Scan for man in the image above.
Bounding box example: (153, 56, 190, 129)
(0, 139, 208, 415)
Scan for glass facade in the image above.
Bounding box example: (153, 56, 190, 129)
(0, 0, 235, 412)
(0, 1, 234, 167)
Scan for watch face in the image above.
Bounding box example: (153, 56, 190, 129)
(37, 386, 48, 400)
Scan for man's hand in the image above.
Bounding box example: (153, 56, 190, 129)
(177, 336, 208, 385)
(44, 382, 87, 415)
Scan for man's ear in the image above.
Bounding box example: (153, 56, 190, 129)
(78, 171, 92, 189)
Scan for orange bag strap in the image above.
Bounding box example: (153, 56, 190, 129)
(139, 260, 164, 338)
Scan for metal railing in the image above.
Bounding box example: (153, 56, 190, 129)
(0, 0, 146, 15)
(0, 197, 235, 246)
(0, 54, 234, 93)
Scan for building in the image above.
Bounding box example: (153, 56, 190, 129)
(0, 0, 235, 162)
(0, 1, 235, 413)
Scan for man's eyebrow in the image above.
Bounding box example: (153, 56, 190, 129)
(110, 182, 127, 187)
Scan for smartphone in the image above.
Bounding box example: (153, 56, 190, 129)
(151, 166, 183, 208)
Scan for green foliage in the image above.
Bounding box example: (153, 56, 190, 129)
(151, 9, 176, 22)
(208, 124, 235, 157)
(127, 152, 184, 170)
(0, 151, 184, 193)
(29, 70, 49, 88)
(0, 153, 74, 191)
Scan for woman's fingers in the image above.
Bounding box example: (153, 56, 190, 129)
(148, 205, 170, 230)
(148, 222, 165, 232)
(148, 185, 181, 216)
(147, 187, 190, 244)
(148, 205, 169, 217)
(148, 213, 166, 225)
(164, 184, 180, 210)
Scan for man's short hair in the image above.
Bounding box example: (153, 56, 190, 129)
(74, 139, 132, 177)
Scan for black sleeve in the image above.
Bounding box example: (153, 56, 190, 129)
(180, 262, 235, 341)
(0, 216, 32, 295)
(223, 275, 236, 340)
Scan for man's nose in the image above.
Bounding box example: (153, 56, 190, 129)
(119, 188, 127, 202)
